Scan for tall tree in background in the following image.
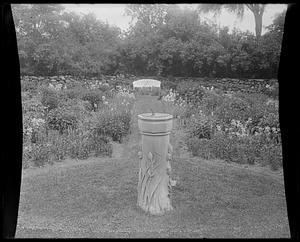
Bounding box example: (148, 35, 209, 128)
(197, 4, 266, 39)
(12, 4, 122, 76)
(12, 4, 65, 74)
(11, 4, 285, 78)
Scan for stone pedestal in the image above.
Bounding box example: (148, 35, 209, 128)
(137, 113, 175, 215)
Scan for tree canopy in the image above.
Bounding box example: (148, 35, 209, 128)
(12, 4, 286, 79)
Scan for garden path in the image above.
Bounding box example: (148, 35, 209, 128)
(113, 95, 191, 160)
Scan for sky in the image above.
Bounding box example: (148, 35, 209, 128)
(62, 4, 287, 35)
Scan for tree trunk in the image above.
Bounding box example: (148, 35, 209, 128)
(254, 11, 263, 39)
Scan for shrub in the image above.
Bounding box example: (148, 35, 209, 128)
(23, 144, 33, 168)
(259, 103, 279, 128)
(176, 81, 205, 107)
(65, 79, 84, 90)
(90, 134, 113, 157)
(215, 96, 252, 126)
(97, 84, 111, 93)
(187, 113, 215, 139)
(39, 86, 59, 111)
(46, 106, 78, 134)
(92, 109, 131, 142)
(68, 128, 91, 160)
(63, 86, 86, 100)
(161, 80, 177, 90)
(21, 79, 38, 93)
(260, 144, 282, 170)
(262, 80, 279, 99)
(201, 90, 224, 115)
(80, 89, 104, 111)
(22, 97, 47, 143)
(46, 98, 91, 134)
(47, 130, 70, 161)
(22, 96, 46, 117)
(186, 137, 213, 159)
(234, 92, 268, 125)
(206, 133, 250, 164)
(27, 143, 51, 167)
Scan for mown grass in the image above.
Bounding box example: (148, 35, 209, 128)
(16, 95, 289, 238)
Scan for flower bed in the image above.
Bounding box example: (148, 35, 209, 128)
(22, 75, 135, 168)
(161, 84, 281, 170)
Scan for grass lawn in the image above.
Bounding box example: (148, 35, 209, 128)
(16, 95, 290, 238)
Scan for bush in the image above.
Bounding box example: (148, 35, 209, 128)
(27, 143, 51, 167)
(205, 133, 250, 164)
(23, 144, 32, 168)
(90, 134, 113, 157)
(262, 80, 279, 99)
(22, 97, 47, 143)
(191, 131, 282, 167)
(39, 86, 59, 111)
(21, 79, 38, 93)
(187, 113, 215, 139)
(260, 144, 282, 170)
(201, 90, 224, 115)
(46, 106, 78, 134)
(63, 86, 86, 100)
(97, 84, 111, 93)
(22, 96, 46, 117)
(176, 81, 205, 107)
(234, 92, 268, 124)
(80, 89, 104, 111)
(65, 79, 85, 90)
(68, 128, 91, 160)
(47, 130, 70, 161)
(215, 96, 252, 126)
(92, 109, 131, 142)
(186, 137, 213, 159)
(161, 80, 177, 90)
(259, 103, 279, 128)
(60, 117, 114, 159)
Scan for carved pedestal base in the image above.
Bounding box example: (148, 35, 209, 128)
(137, 135, 175, 215)
(137, 113, 175, 215)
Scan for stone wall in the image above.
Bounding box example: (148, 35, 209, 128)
(21, 75, 277, 94)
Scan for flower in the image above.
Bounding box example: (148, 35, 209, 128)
(31, 118, 45, 127)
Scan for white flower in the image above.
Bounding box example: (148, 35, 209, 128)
(25, 127, 33, 135)
(31, 118, 45, 127)
(24, 145, 32, 151)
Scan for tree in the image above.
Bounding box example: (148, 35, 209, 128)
(125, 4, 168, 32)
(122, 4, 170, 75)
(12, 4, 66, 75)
(160, 5, 201, 42)
(265, 9, 286, 40)
(197, 4, 266, 39)
(258, 10, 286, 78)
(12, 4, 122, 76)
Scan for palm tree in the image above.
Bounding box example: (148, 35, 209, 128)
(197, 4, 266, 39)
